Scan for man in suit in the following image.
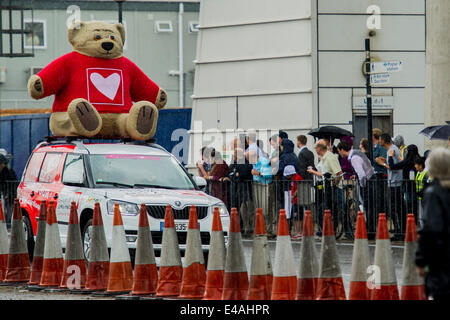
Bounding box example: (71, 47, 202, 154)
(296, 135, 314, 180)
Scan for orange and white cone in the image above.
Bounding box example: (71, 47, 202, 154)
(85, 202, 110, 291)
(28, 201, 47, 285)
(316, 209, 346, 300)
(107, 203, 133, 293)
(0, 200, 9, 281)
(371, 213, 399, 300)
(349, 211, 371, 300)
(156, 205, 183, 297)
(131, 204, 158, 295)
(296, 210, 319, 300)
(203, 207, 226, 300)
(248, 208, 273, 300)
(271, 209, 297, 300)
(39, 201, 64, 287)
(401, 214, 425, 300)
(4, 199, 30, 283)
(60, 202, 86, 290)
(179, 205, 206, 298)
(222, 207, 249, 300)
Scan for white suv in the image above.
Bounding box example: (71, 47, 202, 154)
(17, 138, 230, 263)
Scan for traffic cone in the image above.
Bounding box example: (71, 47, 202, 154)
(107, 203, 133, 293)
(0, 200, 9, 281)
(131, 204, 158, 295)
(156, 205, 183, 297)
(296, 210, 319, 300)
(371, 213, 399, 300)
(179, 205, 206, 298)
(316, 209, 346, 300)
(271, 209, 297, 300)
(248, 208, 273, 300)
(85, 202, 110, 291)
(4, 199, 30, 283)
(349, 211, 371, 300)
(222, 207, 249, 300)
(39, 200, 64, 287)
(28, 201, 47, 285)
(60, 202, 86, 290)
(400, 214, 425, 300)
(203, 207, 226, 300)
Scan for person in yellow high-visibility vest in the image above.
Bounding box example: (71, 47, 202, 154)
(414, 156, 429, 228)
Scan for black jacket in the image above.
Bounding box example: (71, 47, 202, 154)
(228, 159, 253, 205)
(415, 180, 450, 298)
(297, 147, 314, 180)
(277, 139, 300, 177)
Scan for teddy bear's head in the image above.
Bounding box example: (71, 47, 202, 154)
(68, 21, 125, 59)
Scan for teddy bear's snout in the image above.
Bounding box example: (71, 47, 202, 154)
(101, 41, 114, 51)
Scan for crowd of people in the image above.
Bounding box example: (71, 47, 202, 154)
(196, 129, 439, 242)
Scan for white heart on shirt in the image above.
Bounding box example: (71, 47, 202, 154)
(90, 72, 121, 100)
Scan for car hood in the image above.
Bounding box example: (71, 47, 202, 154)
(94, 188, 220, 207)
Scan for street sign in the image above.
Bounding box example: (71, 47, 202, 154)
(370, 60, 403, 74)
(370, 73, 390, 85)
(352, 96, 394, 109)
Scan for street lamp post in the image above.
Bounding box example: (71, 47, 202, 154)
(365, 38, 374, 163)
(115, 0, 125, 24)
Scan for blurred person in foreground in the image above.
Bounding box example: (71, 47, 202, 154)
(415, 148, 450, 301)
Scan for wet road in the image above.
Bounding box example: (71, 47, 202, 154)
(0, 238, 405, 300)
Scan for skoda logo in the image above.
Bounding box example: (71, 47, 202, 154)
(174, 201, 182, 207)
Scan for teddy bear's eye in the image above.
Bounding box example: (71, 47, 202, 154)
(110, 35, 115, 40)
(94, 34, 101, 40)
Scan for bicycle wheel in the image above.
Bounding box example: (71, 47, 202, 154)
(344, 199, 359, 240)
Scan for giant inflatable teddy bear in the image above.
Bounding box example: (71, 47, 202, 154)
(27, 21, 167, 140)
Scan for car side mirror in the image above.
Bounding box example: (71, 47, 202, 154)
(193, 176, 207, 190)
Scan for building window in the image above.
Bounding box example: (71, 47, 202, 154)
(155, 21, 173, 33)
(188, 21, 199, 33)
(24, 19, 47, 49)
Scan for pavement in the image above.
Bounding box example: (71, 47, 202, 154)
(0, 237, 405, 300)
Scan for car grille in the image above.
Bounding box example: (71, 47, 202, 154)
(146, 205, 209, 220)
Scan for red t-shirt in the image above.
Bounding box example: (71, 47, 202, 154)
(290, 173, 304, 204)
(37, 51, 160, 113)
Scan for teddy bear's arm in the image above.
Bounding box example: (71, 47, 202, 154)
(29, 54, 71, 99)
(129, 61, 161, 106)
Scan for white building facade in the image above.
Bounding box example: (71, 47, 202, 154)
(188, 0, 426, 166)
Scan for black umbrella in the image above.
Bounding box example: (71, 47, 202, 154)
(307, 125, 354, 140)
(419, 125, 450, 140)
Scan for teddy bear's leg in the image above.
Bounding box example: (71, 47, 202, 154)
(124, 101, 159, 141)
(67, 98, 102, 137)
(49, 112, 78, 136)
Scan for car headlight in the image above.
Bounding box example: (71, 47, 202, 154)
(107, 200, 139, 216)
(213, 202, 229, 217)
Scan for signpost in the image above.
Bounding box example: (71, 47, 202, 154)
(364, 38, 403, 163)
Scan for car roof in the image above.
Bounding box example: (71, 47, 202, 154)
(35, 142, 169, 156)
(82, 143, 169, 156)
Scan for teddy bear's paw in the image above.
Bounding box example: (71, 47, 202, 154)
(136, 104, 155, 135)
(74, 101, 101, 132)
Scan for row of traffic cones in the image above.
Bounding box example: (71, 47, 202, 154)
(0, 198, 425, 300)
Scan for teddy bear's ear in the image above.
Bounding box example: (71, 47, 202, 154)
(114, 23, 126, 45)
(68, 21, 85, 46)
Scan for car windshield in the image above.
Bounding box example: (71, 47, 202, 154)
(88, 154, 195, 190)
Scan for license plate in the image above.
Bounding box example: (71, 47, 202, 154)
(160, 221, 188, 232)
(160, 222, 199, 232)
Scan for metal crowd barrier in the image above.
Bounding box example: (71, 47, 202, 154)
(205, 177, 422, 240)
